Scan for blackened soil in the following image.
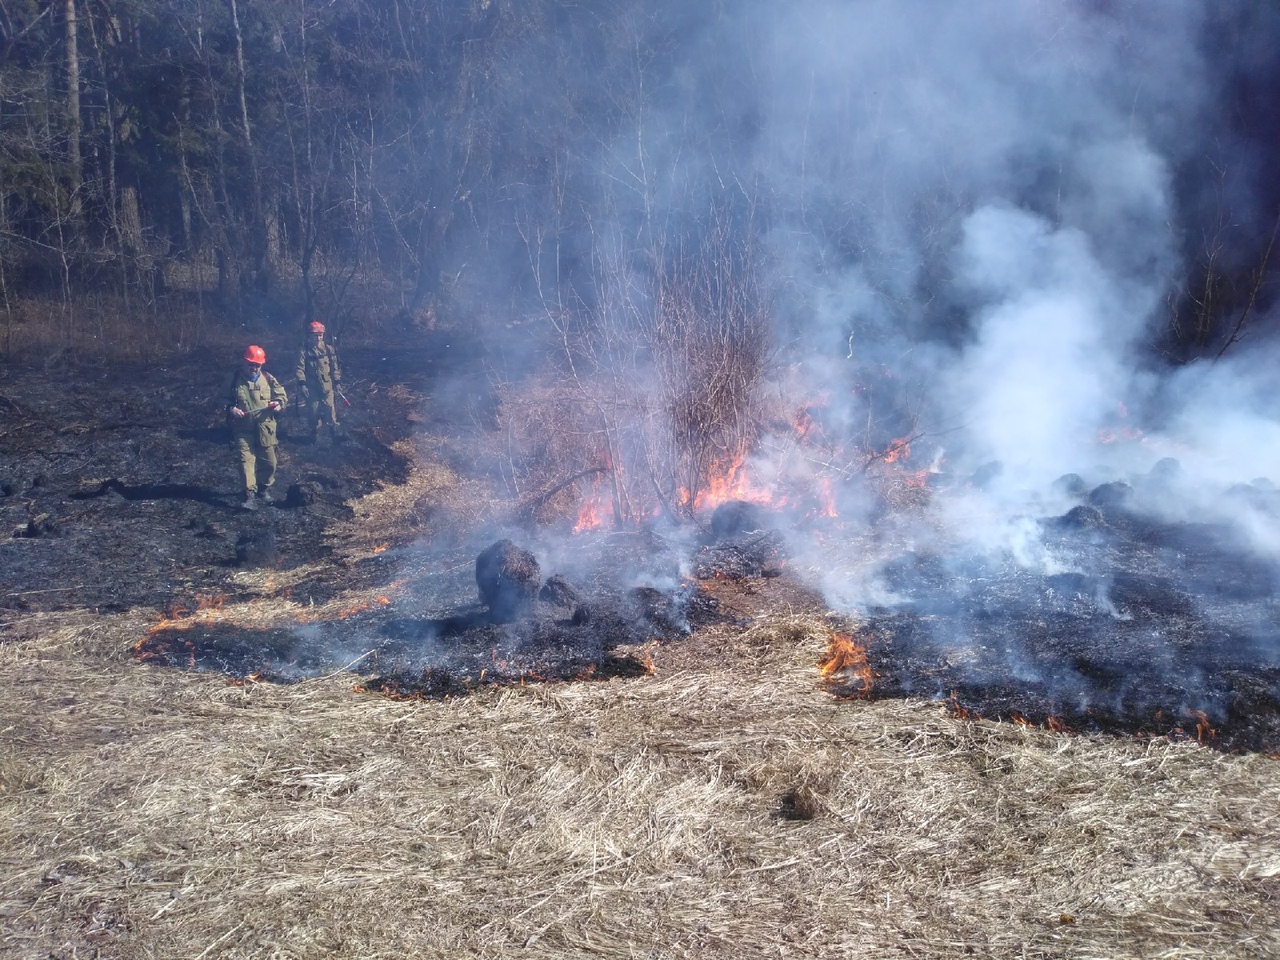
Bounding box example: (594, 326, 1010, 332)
(846, 481, 1280, 754)
(0, 328, 741, 696)
(136, 587, 709, 693)
(132, 528, 736, 693)
(0, 339, 459, 620)
(7, 344, 1280, 755)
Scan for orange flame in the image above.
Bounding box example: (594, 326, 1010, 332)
(948, 695, 981, 722)
(880, 436, 912, 464)
(793, 408, 817, 440)
(301, 600, 373, 622)
(680, 452, 780, 514)
(818, 629, 875, 697)
(136, 595, 225, 665)
(144, 593, 228, 637)
(792, 405, 827, 443)
(815, 476, 839, 518)
(573, 475, 611, 533)
(1190, 709, 1216, 745)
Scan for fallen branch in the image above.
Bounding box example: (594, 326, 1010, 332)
(515, 465, 611, 519)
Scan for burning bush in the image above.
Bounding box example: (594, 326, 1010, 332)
(489, 217, 774, 532)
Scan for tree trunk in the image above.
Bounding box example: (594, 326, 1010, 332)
(227, 0, 268, 294)
(64, 0, 83, 219)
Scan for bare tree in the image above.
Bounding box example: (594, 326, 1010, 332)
(63, 0, 82, 220)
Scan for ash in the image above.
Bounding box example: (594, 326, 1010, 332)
(847, 464, 1280, 752)
(139, 527, 731, 694)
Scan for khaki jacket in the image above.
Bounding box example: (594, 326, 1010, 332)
(295, 341, 341, 397)
(224, 369, 288, 447)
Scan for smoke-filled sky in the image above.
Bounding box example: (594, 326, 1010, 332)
(423, 0, 1280, 600)
(738, 0, 1275, 486)
(520, 0, 1279, 497)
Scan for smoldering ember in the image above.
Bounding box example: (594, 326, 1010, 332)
(3, 2, 1280, 958)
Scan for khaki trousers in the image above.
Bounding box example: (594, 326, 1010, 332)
(304, 392, 339, 432)
(234, 436, 278, 495)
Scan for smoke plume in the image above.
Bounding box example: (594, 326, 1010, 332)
(438, 0, 1280, 609)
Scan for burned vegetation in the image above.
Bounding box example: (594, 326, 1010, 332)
(4, 344, 1280, 758)
(137, 522, 734, 696)
(829, 464, 1280, 754)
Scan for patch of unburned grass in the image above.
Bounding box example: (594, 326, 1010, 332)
(1, 602, 1278, 959)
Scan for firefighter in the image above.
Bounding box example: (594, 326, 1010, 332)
(294, 320, 342, 443)
(224, 344, 288, 510)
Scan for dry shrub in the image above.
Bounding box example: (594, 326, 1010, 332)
(492, 220, 774, 528)
(647, 244, 772, 513)
(2, 294, 220, 361)
(489, 379, 614, 521)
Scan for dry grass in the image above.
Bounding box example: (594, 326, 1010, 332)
(2, 603, 1278, 959)
(2, 449, 1279, 960)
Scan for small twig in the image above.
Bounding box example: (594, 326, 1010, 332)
(1214, 206, 1280, 360)
(0, 419, 36, 438)
(193, 923, 244, 960)
(301, 649, 378, 684)
(6, 585, 88, 596)
(645, 467, 679, 524)
(860, 430, 928, 474)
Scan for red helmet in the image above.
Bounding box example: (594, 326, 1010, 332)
(308, 321, 325, 335)
(244, 345, 267, 364)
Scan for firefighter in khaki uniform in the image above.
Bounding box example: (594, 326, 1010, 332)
(294, 321, 342, 443)
(225, 344, 288, 510)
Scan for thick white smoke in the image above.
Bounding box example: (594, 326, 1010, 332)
(671, 0, 1280, 601)
(944, 202, 1157, 488)
(446, 0, 1280, 603)
(744, 1, 1206, 479)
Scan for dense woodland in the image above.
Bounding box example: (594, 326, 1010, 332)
(1, 0, 1278, 365)
(2, 0, 623, 350)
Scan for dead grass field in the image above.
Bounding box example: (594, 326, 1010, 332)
(2, 447, 1279, 960)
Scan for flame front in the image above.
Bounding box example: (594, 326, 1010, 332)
(679, 452, 781, 514)
(818, 629, 874, 696)
(142, 593, 228, 637)
(574, 474, 611, 533)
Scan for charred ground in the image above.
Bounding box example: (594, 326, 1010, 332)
(0, 341, 449, 618)
(0, 337, 747, 692)
(848, 478, 1280, 754)
(3, 341, 1280, 756)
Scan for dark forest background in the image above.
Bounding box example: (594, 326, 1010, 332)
(1, 0, 1278, 365)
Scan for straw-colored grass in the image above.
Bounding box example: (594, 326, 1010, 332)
(2, 446, 1278, 960)
(2, 602, 1278, 960)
